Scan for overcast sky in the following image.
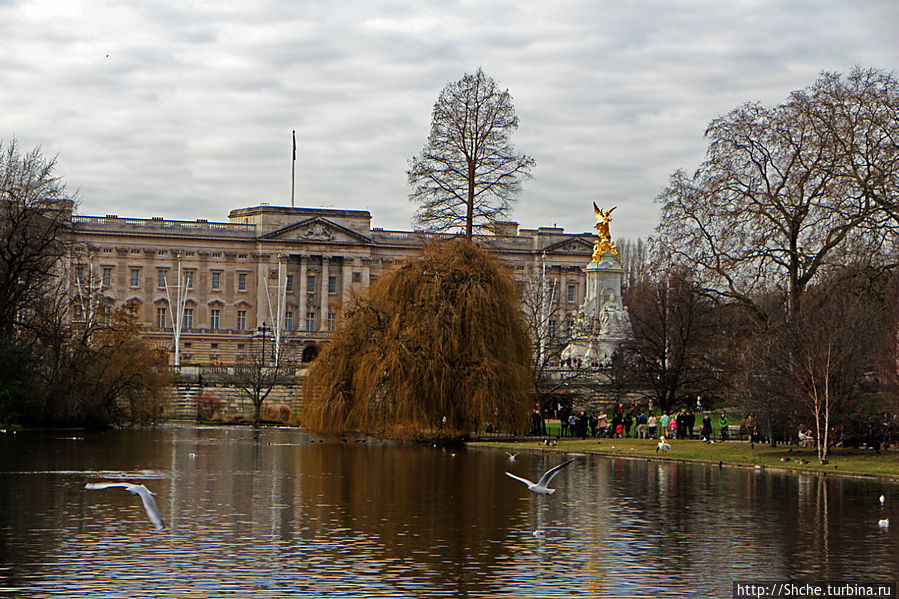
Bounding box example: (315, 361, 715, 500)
(2, 0, 896, 239)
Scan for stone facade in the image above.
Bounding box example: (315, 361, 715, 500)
(68, 204, 596, 364)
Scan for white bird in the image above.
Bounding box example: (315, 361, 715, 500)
(878, 518, 889, 528)
(506, 452, 519, 461)
(657, 437, 671, 454)
(85, 482, 164, 530)
(879, 495, 885, 505)
(505, 458, 576, 495)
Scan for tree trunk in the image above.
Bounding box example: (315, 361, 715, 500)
(466, 164, 475, 240)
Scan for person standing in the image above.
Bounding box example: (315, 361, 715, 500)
(623, 410, 633, 438)
(659, 412, 670, 440)
(647, 413, 658, 439)
(719, 412, 729, 442)
(597, 412, 608, 437)
(568, 412, 579, 438)
(676, 410, 687, 440)
(701, 413, 713, 442)
(612, 410, 623, 439)
(636, 411, 647, 439)
(686, 409, 695, 439)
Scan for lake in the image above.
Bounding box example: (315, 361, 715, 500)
(1, 425, 896, 598)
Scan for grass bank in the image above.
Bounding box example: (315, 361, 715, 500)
(473, 437, 899, 480)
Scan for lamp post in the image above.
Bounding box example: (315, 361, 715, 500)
(257, 321, 271, 367)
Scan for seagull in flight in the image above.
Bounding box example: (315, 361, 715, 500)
(506, 452, 519, 461)
(85, 482, 165, 530)
(505, 458, 576, 495)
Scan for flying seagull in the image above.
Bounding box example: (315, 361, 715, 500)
(85, 482, 165, 530)
(506, 452, 519, 461)
(505, 458, 576, 495)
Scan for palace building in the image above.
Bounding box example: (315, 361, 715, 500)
(68, 203, 596, 364)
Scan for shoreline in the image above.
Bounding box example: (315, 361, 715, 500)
(471, 437, 899, 483)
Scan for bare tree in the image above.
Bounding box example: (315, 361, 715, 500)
(0, 139, 72, 336)
(795, 68, 899, 225)
(517, 258, 563, 403)
(226, 324, 291, 425)
(408, 68, 535, 239)
(624, 269, 721, 413)
(655, 68, 899, 323)
(768, 284, 877, 463)
(616, 237, 650, 295)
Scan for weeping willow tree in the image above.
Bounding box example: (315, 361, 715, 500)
(303, 239, 532, 439)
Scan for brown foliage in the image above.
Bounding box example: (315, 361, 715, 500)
(262, 404, 291, 423)
(42, 308, 170, 426)
(197, 389, 223, 421)
(303, 239, 532, 438)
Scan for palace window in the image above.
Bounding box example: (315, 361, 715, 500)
(567, 284, 576, 303)
(328, 276, 337, 294)
(183, 308, 193, 329)
(236, 310, 247, 330)
(238, 272, 247, 291)
(285, 311, 293, 331)
(286, 274, 294, 292)
(306, 274, 316, 293)
(184, 271, 194, 289)
(210, 309, 220, 330)
(327, 312, 336, 330)
(211, 271, 221, 291)
(130, 268, 140, 287)
(305, 312, 315, 331)
(102, 267, 112, 287)
(158, 270, 167, 288)
(156, 307, 167, 328)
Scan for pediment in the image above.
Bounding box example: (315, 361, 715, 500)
(542, 236, 595, 255)
(261, 217, 372, 245)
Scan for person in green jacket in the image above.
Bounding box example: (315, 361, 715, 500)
(659, 412, 670, 439)
(719, 412, 729, 441)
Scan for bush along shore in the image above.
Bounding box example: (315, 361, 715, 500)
(473, 437, 899, 480)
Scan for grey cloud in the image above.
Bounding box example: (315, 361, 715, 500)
(1, 0, 895, 239)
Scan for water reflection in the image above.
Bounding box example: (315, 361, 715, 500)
(1, 426, 896, 598)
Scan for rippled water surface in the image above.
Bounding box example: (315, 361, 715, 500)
(1, 426, 897, 598)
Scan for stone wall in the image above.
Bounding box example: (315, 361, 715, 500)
(163, 381, 304, 423)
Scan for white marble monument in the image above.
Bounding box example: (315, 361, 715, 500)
(561, 204, 631, 365)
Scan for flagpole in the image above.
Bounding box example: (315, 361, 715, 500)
(291, 129, 296, 207)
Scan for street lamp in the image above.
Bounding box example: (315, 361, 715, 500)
(257, 321, 271, 366)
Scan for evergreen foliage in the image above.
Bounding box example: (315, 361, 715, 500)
(303, 240, 532, 439)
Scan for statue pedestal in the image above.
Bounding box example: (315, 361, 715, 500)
(561, 250, 630, 364)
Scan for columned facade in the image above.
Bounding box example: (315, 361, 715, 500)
(68, 205, 596, 364)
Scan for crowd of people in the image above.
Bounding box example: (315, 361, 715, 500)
(536, 402, 735, 442)
(528, 401, 899, 451)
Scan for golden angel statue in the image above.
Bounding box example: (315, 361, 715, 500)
(593, 203, 615, 239)
(591, 203, 617, 260)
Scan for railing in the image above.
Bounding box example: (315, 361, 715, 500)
(72, 215, 254, 232)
